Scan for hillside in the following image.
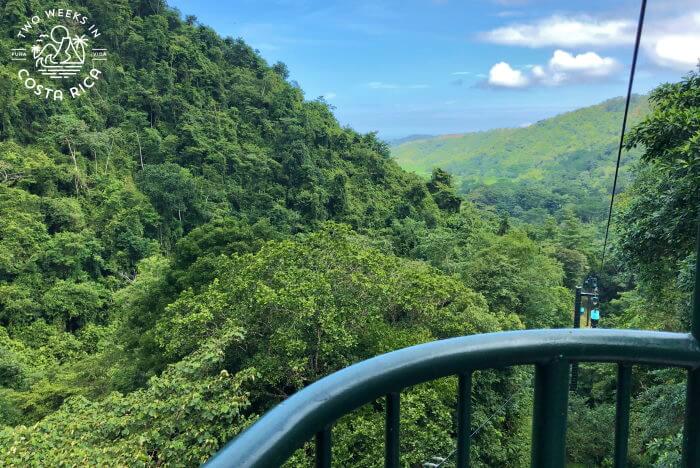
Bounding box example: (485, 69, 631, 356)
(392, 96, 648, 181)
(392, 97, 649, 222)
(0, 0, 695, 466)
(0, 1, 546, 466)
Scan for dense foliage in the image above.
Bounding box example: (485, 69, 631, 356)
(393, 69, 699, 466)
(0, 0, 573, 466)
(0, 0, 695, 466)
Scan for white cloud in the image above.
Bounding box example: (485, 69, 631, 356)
(451, 71, 472, 75)
(481, 16, 634, 48)
(322, 92, 337, 100)
(651, 35, 700, 69)
(486, 50, 618, 88)
(488, 62, 529, 88)
(549, 50, 617, 76)
(645, 13, 700, 70)
(368, 81, 429, 90)
(481, 9, 700, 72)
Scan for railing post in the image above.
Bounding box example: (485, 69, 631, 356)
(682, 220, 700, 466)
(316, 426, 331, 468)
(691, 219, 700, 341)
(315, 426, 332, 468)
(614, 364, 632, 468)
(683, 368, 700, 466)
(571, 287, 582, 391)
(385, 392, 400, 468)
(457, 372, 472, 468)
(531, 359, 569, 468)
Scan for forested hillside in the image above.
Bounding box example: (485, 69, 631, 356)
(0, 0, 573, 465)
(393, 97, 649, 223)
(566, 70, 699, 467)
(391, 77, 699, 466)
(0, 0, 697, 466)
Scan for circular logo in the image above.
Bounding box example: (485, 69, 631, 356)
(10, 8, 108, 101)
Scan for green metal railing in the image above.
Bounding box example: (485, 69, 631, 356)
(205, 330, 700, 468)
(206, 226, 700, 468)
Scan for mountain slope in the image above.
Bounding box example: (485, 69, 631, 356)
(0, 1, 539, 466)
(392, 96, 649, 222)
(393, 96, 648, 181)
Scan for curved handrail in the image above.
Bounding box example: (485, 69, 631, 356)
(205, 328, 700, 468)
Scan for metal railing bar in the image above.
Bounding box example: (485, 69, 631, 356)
(682, 368, 700, 466)
(205, 329, 700, 468)
(385, 392, 400, 468)
(531, 359, 569, 468)
(456, 372, 472, 468)
(614, 364, 632, 468)
(315, 425, 331, 468)
(682, 219, 700, 466)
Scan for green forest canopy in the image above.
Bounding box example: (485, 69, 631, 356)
(0, 0, 697, 466)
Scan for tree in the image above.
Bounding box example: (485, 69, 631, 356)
(0, 325, 254, 466)
(149, 225, 529, 466)
(40, 116, 89, 195)
(619, 68, 700, 273)
(42, 280, 109, 331)
(272, 61, 290, 80)
(137, 163, 204, 242)
(428, 168, 462, 213)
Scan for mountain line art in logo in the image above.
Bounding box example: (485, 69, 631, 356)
(11, 7, 108, 100)
(32, 25, 88, 79)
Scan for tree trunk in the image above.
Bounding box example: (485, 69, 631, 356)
(66, 139, 80, 194)
(136, 132, 144, 170)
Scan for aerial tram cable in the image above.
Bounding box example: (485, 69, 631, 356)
(572, 0, 646, 392)
(426, 1, 650, 463)
(600, 0, 647, 272)
(424, 381, 530, 468)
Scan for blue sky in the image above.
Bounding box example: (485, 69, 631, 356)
(168, 0, 699, 139)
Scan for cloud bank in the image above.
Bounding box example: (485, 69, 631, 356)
(481, 13, 700, 72)
(481, 16, 634, 48)
(487, 50, 618, 88)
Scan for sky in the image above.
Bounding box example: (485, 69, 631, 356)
(167, 0, 699, 139)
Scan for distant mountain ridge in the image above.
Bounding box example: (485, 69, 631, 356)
(388, 134, 435, 146)
(391, 96, 650, 222)
(391, 96, 649, 184)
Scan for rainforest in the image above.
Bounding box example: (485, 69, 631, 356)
(0, 0, 698, 466)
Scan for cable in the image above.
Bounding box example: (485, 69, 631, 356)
(600, 0, 648, 271)
(428, 5, 649, 467)
(430, 380, 530, 468)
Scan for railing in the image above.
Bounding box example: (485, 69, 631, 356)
(205, 329, 700, 468)
(206, 229, 700, 468)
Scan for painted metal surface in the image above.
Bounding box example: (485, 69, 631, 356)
(205, 329, 700, 468)
(531, 360, 569, 467)
(682, 222, 700, 466)
(614, 364, 632, 468)
(385, 393, 400, 468)
(315, 426, 331, 468)
(456, 372, 472, 468)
